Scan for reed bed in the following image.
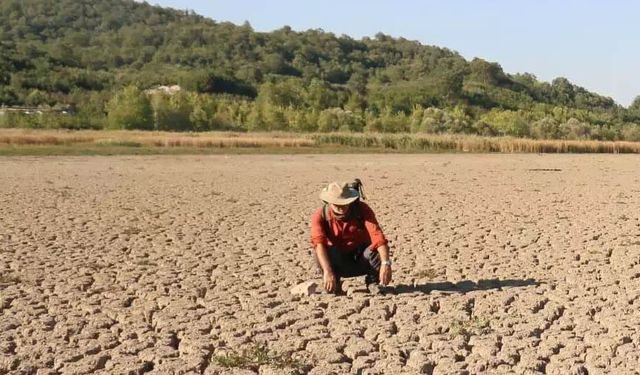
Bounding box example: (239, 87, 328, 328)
(0, 129, 313, 148)
(0, 130, 96, 145)
(1, 129, 640, 153)
(140, 135, 314, 148)
(311, 133, 640, 153)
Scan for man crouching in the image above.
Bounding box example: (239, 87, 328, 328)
(310, 181, 392, 294)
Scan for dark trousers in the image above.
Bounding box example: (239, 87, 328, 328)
(313, 244, 381, 284)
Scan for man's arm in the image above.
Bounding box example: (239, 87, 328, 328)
(314, 243, 337, 292)
(359, 203, 392, 286)
(376, 244, 392, 286)
(311, 209, 336, 292)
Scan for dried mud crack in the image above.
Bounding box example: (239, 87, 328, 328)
(1, 154, 639, 374)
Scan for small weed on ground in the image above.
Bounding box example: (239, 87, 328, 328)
(122, 227, 142, 235)
(133, 260, 157, 267)
(213, 342, 307, 373)
(415, 268, 439, 280)
(0, 274, 21, 286)
(449, 316, 492, 338)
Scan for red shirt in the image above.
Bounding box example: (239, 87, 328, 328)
(311, 202, 388, 252)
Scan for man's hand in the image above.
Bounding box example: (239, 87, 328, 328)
(323, 270, 337, 292)
(379, 265, 392, 286)
(376, 244, 392, 286)
(315, 244, 337, 292)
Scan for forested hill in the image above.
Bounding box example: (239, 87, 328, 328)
(2, 0, 640, 139)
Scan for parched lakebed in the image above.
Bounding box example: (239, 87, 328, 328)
(1, 154, 639, 374)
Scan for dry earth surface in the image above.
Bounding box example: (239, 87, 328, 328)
(1, 154, 640, 375)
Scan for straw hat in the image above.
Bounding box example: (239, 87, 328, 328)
(319, 182, 359, 205)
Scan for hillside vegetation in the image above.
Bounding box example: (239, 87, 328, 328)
(2, 0, 640, 141)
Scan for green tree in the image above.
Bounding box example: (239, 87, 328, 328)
(345, 93, 367, 113)
(24, 89, 49, 106)
(106, 86, 153, 130)
(468, 58, 506, 85)
(621, 123, 640, 141)
(246, 105, 267, 131)
(291, 111, 317, 132)
(305, 79, 339, 110)
(530, 117, 560, 139)
(262, 53, 287, 75)
(560, 118, 591, 139)
(189, 95, 219, 131)
(551, 78, 575, 106)
(257, 80, 304, 108)
(445, 106, 473, 134)
(626, 96, 640, 122)
(264, 105, 288, 131)
(409, 106, 424, 133)
(419, 107, 448, 133)
(473, 120, 497, 136)
(365, 112, 383, 132)
(315, 108, 364, 132)
(0, 86, 19, 106)
(480, 109, 529, 137)
(317, 108, 339, 132)
(629, 96, 640, 112)
(153, 91, 194, 131)
(336, 109, 365, 132)
(379, 109, 409, 133)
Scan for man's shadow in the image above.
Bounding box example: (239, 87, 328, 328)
(389, 278, 539, 295)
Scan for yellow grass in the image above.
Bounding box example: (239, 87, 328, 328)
(311, 133, 640, 153)
(1, 129, 640, 154)
(0, 129, 314, 148)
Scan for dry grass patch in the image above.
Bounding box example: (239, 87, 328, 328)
(0, 129, 314, 148)
(415, 268, 439, 280)
(449, 316, 492, 338)
(2, 129, 640, 154)
(133, 259, 158, 267)
(141, 134, 313, 148)
(0, 274, 21, 286)
(0, 129, 95, 145)
(311, 133, 640, 153)
(121, 227, 142, 235)
(213, 342, 307, 373)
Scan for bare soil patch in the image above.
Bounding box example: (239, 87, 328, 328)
(1, 154, 639, 374)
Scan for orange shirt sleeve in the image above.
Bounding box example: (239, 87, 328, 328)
(310, 208, 328, 247)
(360, 203, 388, 250)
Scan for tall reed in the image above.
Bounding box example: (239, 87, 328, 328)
(1, 129, 639, 153)
(310, 133, 640, 153)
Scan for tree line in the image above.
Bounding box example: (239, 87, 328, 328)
(1, 0, 640, 140)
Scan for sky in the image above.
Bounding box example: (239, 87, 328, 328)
(146, 0, 640, 107)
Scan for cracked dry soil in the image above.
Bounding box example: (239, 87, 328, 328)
(1, 154, 640, 375)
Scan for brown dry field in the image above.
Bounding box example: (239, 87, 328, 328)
(1, 154, 639, 375)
